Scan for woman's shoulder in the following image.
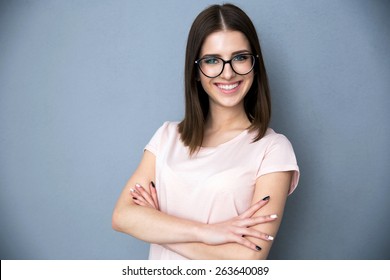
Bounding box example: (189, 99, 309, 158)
(151, 121, 181, 141)
(157, 121, 180, 134)
(247, 127, 294, 150)
(264, 128, 289, 141)
(248, 127, 290, 142)
(145, 121, 181, 154)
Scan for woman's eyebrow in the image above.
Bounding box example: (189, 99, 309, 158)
(232, 49, 251, 55)
(201, 49, 251, 58)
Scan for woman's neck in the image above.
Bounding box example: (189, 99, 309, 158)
(205, 105, 251, 132)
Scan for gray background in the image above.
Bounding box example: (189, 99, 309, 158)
(1, 0, 389, 260)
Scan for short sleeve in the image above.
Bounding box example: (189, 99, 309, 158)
(256, 134, 300, 195)
(144, 122, 170, 156)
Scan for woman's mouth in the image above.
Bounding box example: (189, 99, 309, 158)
(215, 81, 241, 93)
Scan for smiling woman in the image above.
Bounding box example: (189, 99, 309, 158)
(112, 3, 299, 260)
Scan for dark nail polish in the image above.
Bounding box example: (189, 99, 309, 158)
(151, 181, 155, 188)
(132, 197, 137, 200)
(256, 245, 262, 251)
(262, 196, 270, 201)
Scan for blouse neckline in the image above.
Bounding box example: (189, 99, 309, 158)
(199, 129, 249, 153)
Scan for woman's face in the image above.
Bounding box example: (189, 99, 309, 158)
(198, 30, 254, 111)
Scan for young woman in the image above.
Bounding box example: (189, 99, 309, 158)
(112, 3, 299, 260)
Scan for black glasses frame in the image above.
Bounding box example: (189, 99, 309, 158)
(195, 54, 258, 78)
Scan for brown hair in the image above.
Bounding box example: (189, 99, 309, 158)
(178, 3, 271, 155)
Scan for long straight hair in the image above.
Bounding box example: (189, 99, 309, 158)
(178, 4, 271, 155)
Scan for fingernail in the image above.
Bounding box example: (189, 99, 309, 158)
(132, 197, 137, 200)
(270, 214, 278, 219)
(266, 235, 274, 241)
(262, 196, 270, 201)
(256, 245, 262, 251)
(151, 181, 155, 188)
(135, 183, 141, 188)
(130, 188, 135, 193)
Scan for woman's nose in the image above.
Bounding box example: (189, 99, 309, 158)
(219, 62, 236, 80)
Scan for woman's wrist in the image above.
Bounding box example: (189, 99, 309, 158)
(192, 222, 209, 244)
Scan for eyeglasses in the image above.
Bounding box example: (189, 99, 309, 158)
(195, 54, 257, 78)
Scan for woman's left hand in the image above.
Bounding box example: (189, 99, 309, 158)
(130, 182, 159, 210)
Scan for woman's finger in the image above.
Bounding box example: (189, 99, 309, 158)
(235, 227, 275, 241)
(131, 188, 155, 208)
(234, 214, 278, 228)
(133, 197, 153, 207)
(230, 234, 262, 252)
(130, 188, 148, 204)
(135, 183, 156, 207)
(149, 181, 159, 210)
(239, 196, 270, 219)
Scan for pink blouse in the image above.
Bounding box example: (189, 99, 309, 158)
(145, 122, 299, 259)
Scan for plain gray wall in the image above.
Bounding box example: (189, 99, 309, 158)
(0, 0, 389, 260)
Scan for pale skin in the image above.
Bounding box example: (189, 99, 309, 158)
(112, 30, 293, 259)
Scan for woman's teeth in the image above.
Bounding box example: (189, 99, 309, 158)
(217, 83, 239, 90)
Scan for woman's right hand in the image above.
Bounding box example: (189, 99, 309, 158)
(198, 196, 277, 251)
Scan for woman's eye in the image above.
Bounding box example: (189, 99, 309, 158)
(233, 54, 249, 61)
(204, 57, 220, 64)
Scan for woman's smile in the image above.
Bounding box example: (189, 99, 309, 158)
(215, 81, 242, 94)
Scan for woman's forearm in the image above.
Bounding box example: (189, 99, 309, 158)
(113, 199, 271, 248)
(114, 188, 272, 249)
(112, 203, 205, 244)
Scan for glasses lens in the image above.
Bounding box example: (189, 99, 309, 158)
(231, 54, 255, 75)
(197, 57, 224, 78)
(197, 54, 255, 78)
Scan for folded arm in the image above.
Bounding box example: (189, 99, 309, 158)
(112, 150, 276, 252)
(116, 150, 293, 259)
